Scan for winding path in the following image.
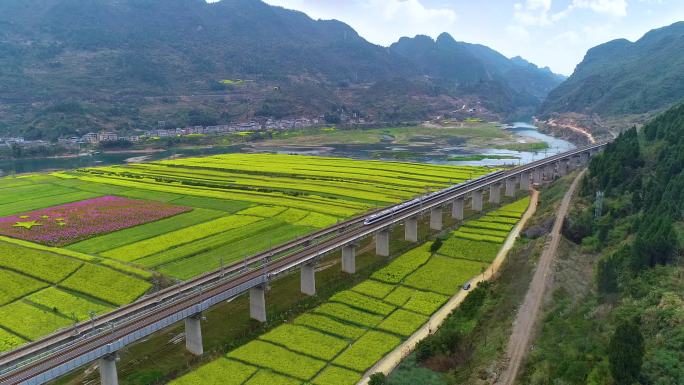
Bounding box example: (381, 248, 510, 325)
(496, 169, 586, 385)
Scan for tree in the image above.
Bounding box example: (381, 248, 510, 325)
(430, 238, 443, 253)
(632, 214, 677, 270)
(597, 247, 627, 299)
(608, 320, 644, 384)
(369, 373, 386, 385)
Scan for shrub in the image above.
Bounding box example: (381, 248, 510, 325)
(430, 238, 443, 253)
(369, 373, 386, 385)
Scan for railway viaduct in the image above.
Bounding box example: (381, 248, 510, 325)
(0, 143, 605, 385)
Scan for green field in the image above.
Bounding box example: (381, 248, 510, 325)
(255, 123, 548, 153)
(0, 154, 492, 353)
(170, 197, 531, 385)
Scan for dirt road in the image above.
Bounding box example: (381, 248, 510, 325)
(546, 119, 597, 144)
(496, 170, 586, 385)
(357, 190, 540, 385)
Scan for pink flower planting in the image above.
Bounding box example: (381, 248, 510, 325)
(0, 196, 191, 246)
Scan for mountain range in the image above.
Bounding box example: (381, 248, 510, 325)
(2, 0, 682, 140)
(541, 21, 684, 117)
(0, 0, 562, 139)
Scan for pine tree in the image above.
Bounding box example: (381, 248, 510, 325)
(608, 320, 644, 384)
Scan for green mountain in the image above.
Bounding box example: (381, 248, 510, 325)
(0, 0, 561, 139)
(540, 22, 684, 117)
(389, 33, 562, 112)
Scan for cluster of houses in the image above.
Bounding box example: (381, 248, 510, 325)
(54, 117, 325, 146)
(0, 137, 52, 148)
(3, 114, 374, 150)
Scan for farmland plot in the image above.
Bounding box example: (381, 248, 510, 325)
(0, 328, 25, 353)
(26, 288, 114, 321)
(0, 155, 491, 352)
(171, 197, 531, 385)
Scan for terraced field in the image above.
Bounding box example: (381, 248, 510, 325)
(170, 197, 530, 385)
(0, 154, 490, 353)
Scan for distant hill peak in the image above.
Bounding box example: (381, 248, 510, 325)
(436, 32, 457, 44)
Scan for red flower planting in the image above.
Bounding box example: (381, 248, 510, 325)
(0, 196, 191, 246)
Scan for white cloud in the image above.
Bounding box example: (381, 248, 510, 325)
(263, 0, 457, 45)
(513, 0, 628, 28)
(513, 0, 554, 26)
(568, 0, 628, 17)
(365, 0, 456, 23)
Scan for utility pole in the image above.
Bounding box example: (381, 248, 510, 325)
(594, 191, 605, 219)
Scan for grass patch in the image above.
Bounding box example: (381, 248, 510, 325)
(169, 358, 257, 385)
(0, 269, 47, 306)
(403, 256, 486, 296)
(58, 264, 151, 306)
(448, 154, 519, 161)
(332, 330, 402, 372)
(26, 287, 114, 321)
(226, 340, 326, 380)
(0, 301, 73, 340)
(0, 241, 83, 283)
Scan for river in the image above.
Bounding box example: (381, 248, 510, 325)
(448, 122, 576, 166)
(0, 122, 574, 175)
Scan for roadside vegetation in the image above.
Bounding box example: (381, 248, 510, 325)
(520, 105, 684, 385)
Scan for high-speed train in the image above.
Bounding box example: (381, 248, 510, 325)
(363, 170, 506, 225)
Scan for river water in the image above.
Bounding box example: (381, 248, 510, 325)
(449, 122, 576, 166)
(0, 122, 574, 175)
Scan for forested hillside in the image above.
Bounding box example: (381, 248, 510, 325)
(540, 22, 684, 117)
(0, 0, 562, 139)
(522, 104, 684, 384)
(390, 34, 561, 115)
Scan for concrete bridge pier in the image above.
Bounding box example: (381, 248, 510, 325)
(489, 183, 501, 204)
(580, 152, 590, 165)
(376, 229, 390, 257)
(99, 353, 119, 385)
(544, 164, 555, 181)
(520, 172, 531, 190)
(300, 262, 316, 296)
(430, 207, 443, 230)
(249, 285, 267, 323)
(472, 190, 483, 212)
(404, 217, 418, 242)
(505, 177, 517, 197)
(571, 155, 581, 170)
(558, 160, 569, 176)
(341, 244, 356, 273)
(451, 198, 464, 220)
(532, 168, 542, 184)
(185, 313, 203, 356)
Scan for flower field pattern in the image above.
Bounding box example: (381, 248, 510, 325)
(170, 197, 530, 385)
(0, 196, 190, 246)
(0, 155, 490, 353)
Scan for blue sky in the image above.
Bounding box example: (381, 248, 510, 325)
(246, 0, 684, 75)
